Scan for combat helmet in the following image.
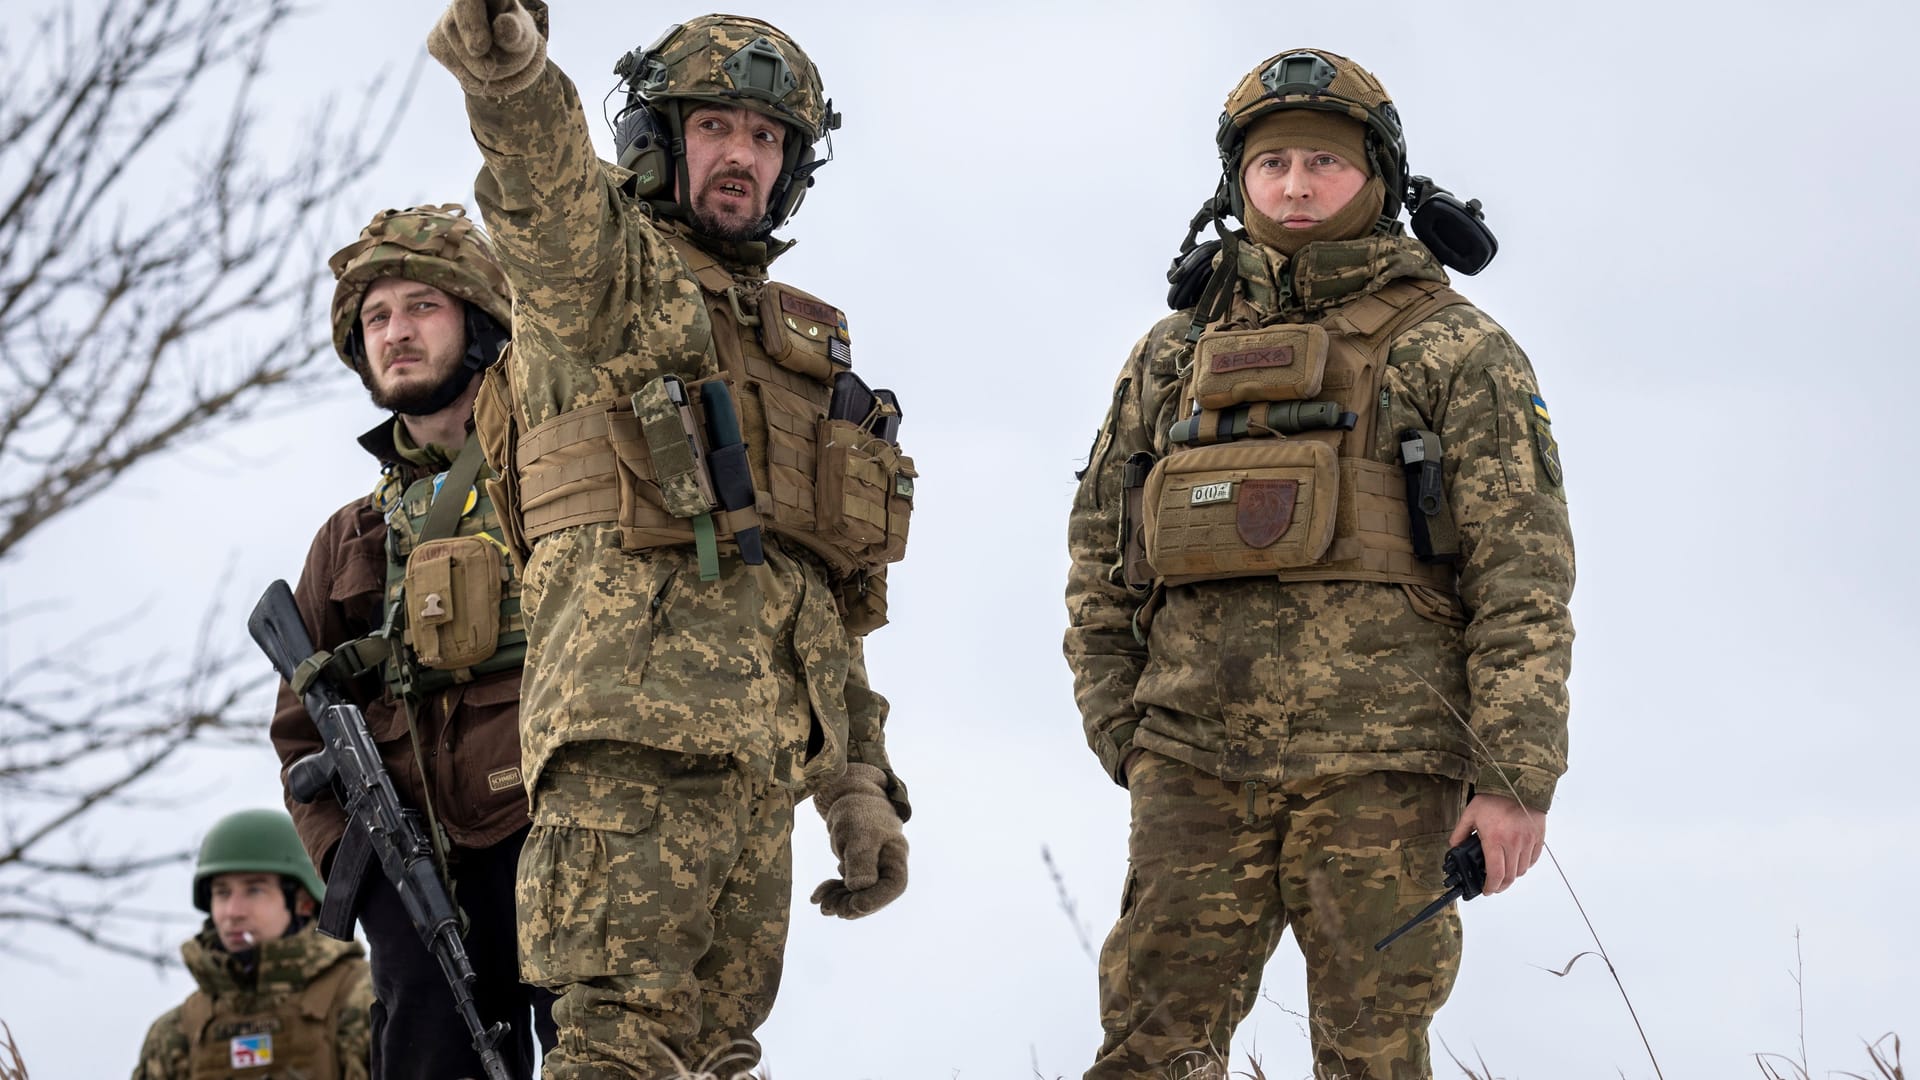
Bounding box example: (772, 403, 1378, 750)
(1217, 49, 1410, 225)
(327, 204, 513, 412)
(191, 808, 325, 914)
(609, 15, 841, 237)
(1168, 49, 1497, 308)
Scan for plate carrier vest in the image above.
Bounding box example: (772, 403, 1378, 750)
(1129, 273, 1468, 603)
(484, 234, 913, 634)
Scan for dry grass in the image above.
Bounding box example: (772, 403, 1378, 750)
(0, 1020, 27, 1080)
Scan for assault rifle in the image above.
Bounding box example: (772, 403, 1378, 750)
(249, 580, 512, 1080)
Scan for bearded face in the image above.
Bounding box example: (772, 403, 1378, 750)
(679, 104, 787, 241)
(355, 278, 470, 415)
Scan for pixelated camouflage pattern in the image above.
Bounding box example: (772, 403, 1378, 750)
(457, 51, 903, 808)
(516, 743, 794, 1076)
(1064, 232, 1573, 812)
(636, 15, 833, 143)
(327, 203, 514, 369)
(133, 923, 372, 1080)
(1087, 755, 1464, 1080)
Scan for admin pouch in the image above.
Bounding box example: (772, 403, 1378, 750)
(1189, 323, 1329, 408)
(1142, 438, 1339, 582)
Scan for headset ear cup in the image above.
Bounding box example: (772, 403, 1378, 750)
(615, 105, 673, 198)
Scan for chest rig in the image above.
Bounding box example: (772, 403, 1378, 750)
(178, 957, 358, 1079)
(372, 442, 527, 699)
(1126, 251, 1466, 596)
(500, 233, 914, 634)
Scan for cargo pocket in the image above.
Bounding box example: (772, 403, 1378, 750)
(517, 770, 661, 985)
(1372, 828, 1462, 1019)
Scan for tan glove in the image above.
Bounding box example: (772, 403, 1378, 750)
(809, 763, 907, 920)
(426, 0, 547, 98)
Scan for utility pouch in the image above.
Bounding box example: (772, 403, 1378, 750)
(815, 419, 895, 551)
(881, 456, 916, 563)
(1398, 428, 1460, 563)
(1190, 324, 1329, 409)
(1120, 452, 1156, 589)
(836, 571, 889, 637)
(404, 534, 505, 670)
(1143, 439, 1339, 580)
(633, 376, 716, 519)
(759, 282, 850, 383)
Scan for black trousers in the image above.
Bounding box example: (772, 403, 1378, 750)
(360, 826, 558, 1079)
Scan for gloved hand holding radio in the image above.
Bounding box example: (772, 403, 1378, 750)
(809, 763, 908, 920)
(427, 0, 548, 98)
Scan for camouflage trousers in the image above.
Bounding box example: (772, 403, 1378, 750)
(1087, 754, 1467, 1080)
(517, 741, 795, 1079)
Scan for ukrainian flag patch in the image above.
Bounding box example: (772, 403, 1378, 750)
(1530, 394, 1551, 422)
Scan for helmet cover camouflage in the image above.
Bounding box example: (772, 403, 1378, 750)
(623, 15, 834, 144)
(327, 204, 512, 369)
(192, 808, 325, 912)
(1217, 49, 1410, 221)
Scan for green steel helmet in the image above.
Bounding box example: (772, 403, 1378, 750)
(327, 203, 513, 370)
(610, 14, 842, 235)
(1216, 49, 1409, 224)
(191, 808, 325, 913)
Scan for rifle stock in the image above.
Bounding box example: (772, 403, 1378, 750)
(250, 580, 513, 1080)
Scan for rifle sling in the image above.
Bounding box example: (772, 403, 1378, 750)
(318, 822, 374, 940)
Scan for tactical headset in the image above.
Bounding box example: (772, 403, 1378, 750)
(608, 22, 839, 239)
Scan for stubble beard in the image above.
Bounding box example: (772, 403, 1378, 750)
(359, 349, 466, 416)
(691, 173, 769, 242)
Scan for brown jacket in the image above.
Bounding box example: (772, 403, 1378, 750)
(270, 422, 531, 874)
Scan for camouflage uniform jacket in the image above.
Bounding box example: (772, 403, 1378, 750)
(1064, 234, 1574, 810)
(269, 419, 529, 875)
(132, 923, 372, 1080)
(459, 51, 905, 814)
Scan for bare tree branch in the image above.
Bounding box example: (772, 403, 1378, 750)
(0, 0, 418, 965)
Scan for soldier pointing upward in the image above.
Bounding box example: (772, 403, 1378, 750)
(428, 3, 916, 1075)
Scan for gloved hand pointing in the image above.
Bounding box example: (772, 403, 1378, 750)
(809, 763, 907, 920)
(427, 0, 547, 98)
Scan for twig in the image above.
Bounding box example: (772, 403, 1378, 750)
(1404, 667, 1664, 1080)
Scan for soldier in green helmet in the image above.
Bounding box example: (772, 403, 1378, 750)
(1064, 49, 1575, 1078)
(268, 203, 556, 1078)
(426, 3, 915, 1075)
(132, 809, 373, 1079)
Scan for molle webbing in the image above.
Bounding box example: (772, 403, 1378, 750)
(1160, 277, 1466, 594)
(516, 400, 758, 550)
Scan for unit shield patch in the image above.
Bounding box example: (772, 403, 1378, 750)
(1237, 479, 1298, 548)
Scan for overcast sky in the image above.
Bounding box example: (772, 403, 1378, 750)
(3, 0, 1917, 1077)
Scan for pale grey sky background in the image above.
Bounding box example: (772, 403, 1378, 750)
(3, 0, 1917, 1077)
